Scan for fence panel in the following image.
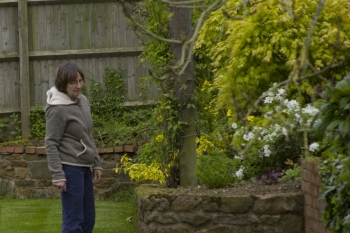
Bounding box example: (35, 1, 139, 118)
(0, 0, 158, 116)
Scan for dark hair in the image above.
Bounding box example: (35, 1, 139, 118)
(55, 62, 85, 93)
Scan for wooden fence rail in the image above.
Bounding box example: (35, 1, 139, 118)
(0, 0, 158, 138)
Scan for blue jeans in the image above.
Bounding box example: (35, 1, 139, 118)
(61, 164, 95, 233)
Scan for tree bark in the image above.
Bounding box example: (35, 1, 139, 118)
(168, 6, 197, 187)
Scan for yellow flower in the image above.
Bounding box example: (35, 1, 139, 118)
(226, 109, 232, 117)
(247, 115, 255, 122)
(156, 115, 164, 122)
(155, 134, 164, 142)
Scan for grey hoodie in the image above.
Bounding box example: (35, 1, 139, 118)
(45, 86, 102, 183)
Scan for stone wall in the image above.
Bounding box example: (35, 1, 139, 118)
(300, 159, 330, 233)
(0, 145, 136, 199)
(136, 184, 304, 233)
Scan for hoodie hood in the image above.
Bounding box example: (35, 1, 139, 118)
(46, 86, 79, 106)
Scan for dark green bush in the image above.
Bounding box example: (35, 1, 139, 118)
(196, 150, 240, 188)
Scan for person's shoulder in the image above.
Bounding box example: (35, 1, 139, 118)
(79, 94, 92, 105)
(79, 94, 89, 102)
(46, 104, 65, 116)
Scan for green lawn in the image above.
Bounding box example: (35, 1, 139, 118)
(0, 199, 137, 233)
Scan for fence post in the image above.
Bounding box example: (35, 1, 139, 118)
(18, 0, 31, 139)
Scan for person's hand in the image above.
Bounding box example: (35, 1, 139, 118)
(53, 181, 66, 192)
(93, 169, 102, 182)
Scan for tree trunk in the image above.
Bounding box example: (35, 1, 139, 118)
(169, 6, 197, 187)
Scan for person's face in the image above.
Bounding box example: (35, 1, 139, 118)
(66, 73, 84, 101)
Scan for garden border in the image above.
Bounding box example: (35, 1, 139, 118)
(0, 145, 140, 155)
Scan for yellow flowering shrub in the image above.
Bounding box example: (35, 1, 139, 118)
(155, 134, 164, 142)
(196, 135, 215, 156)
(114, 154, 165, 184)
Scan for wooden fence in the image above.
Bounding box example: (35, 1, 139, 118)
(0, 0, 158, 138)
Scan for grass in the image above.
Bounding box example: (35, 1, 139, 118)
(0, 196, 137, 233)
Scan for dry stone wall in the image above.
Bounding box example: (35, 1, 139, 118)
(0, 145, 136, 199)
(136, 184, 304, 233)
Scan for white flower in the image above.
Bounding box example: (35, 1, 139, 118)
(302, 105, 319, 116)
(264, 96, 274, 104)
(275, 88, 286, 101)
(232, 123, 237, 129)
(309, 142, 320, 153)
(294, 113, 301, 123)
(263, 145, 271, 157)
(282, 127, 288, 136)
(243, 132, 254, 141)
(264, 111, 272, 117)
(284, 99, 300, 111)
(235, 167, 244, 179)
(275, 106, 282, 112)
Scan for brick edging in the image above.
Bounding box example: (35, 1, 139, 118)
(0, 145, 140, 155)
(300, 159, 331, 233)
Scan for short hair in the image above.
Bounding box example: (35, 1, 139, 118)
(55, 62, 85, 93)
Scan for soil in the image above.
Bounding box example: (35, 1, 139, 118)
(164, 180, 302, 196)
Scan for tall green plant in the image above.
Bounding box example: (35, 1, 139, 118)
(88, 68, 126, 122)
(29, 104, 46, 139)
(314, 75, 350, 232)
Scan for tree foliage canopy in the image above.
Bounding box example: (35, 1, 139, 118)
(196, 0, 350, 109)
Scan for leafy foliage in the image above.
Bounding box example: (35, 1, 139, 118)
(196, 149, 240, 188)
(84, 68, 154, 147)
(88, 68, 126, 124)
(115, 154, 166, 184)
(196, 0, 350, 109)
(0, 113, 22, 142)
(135, 91, 186, 187)
(279, 159, 301, 181)
(131, 0, 172, 78)
(29, 103, 46, 139)
(314, 76, 350, 232)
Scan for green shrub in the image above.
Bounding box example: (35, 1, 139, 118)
(314, 75, 350, 232)
(196, 150, 240, 188)
(0, 113, 22, 142)
(29, 103, 46, 139)
(85, 68, 154, 147)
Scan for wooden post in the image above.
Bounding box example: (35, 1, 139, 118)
(18, 0, 31, 139)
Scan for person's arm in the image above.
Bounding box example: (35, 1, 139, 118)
(45, 106, 67, 183)
(92, 147, 102, 182)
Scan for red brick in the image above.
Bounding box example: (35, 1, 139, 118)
(6, 147, 14, 153)
(305, 217, 318, 229)
(98, 147, 114, 154)
(314, 199, 325, 211)
(25, 146, 36, 154)
(305, 205, 319, 220)
(113, 146, 124, 152)
(304, 194, 313, 206)
(313, 174, 321, 186)
(0, 147, 6, 153)
(36, 147, 46, 154)
(301, 180, 319, 197)
(316, 221, 330, 233)
(14, 146, 25, 154)
(301, 168, 313, 182)
(301, 159, 315, 171)
(124, 145, 138, 152)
